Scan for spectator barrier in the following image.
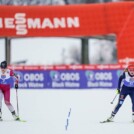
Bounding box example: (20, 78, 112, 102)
(9, 64, 126, 89)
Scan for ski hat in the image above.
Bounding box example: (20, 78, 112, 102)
(127, 62, 134, 72)
(0, 61, 7, 69)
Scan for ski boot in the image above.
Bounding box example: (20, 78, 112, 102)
(12, 111, 20, 121)
(100, 112, 115, 123)
(106, 115, 114, 122)
(100, 115, 114, 123)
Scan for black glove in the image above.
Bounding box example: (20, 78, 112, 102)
(116, 88, 120, 94)
(15, 83, 18, 89)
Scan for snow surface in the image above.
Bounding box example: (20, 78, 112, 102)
(0, 89, 134, 134)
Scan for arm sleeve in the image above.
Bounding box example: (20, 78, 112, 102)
(117, 72, 125, 89)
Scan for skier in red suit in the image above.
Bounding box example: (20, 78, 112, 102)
(0, 61, 19, 121)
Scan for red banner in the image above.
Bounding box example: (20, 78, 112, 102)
(0, 2, 134, 63)
(0, 2, 133, 37)
(8, 64, 127, 70)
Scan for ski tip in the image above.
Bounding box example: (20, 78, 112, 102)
(19, 120, 27, 122)
(100, 121, 107, 123)
(16, 119, 27, 122)
(100, 120, 113, 123)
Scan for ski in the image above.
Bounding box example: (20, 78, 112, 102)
(100, 120, 113, 123)
(15, 119, 27, 122)
(0, 119, 26, 122)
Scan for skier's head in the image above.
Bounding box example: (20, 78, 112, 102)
(0, 61, 7, 69)
(128, 63, 134, 76)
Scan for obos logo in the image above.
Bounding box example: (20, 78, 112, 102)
(85, 71, 94, 81)
(50, 71, 60, 81)
(116, 70, 123, 78)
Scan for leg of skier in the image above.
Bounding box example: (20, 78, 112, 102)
(129, 90, 134, 122)
(0, 90, 3, 121)
(107, 93, 127, 122)
(3, 86, 19, 120)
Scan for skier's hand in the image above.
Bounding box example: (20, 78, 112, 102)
(116, 88, 120, 94)
(15, 83, 18, 89)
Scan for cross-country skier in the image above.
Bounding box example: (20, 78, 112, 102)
(0, 61, 19, 121)
(105, 64, 134, 123)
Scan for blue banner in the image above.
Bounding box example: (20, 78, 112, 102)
(13, 69, 123, 89)
(14, 70, 46, 89)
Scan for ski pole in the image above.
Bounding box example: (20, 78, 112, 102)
(16, 88, 19, 117)
(110, 93, 118, 104)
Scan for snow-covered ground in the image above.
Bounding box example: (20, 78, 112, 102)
(0, 89, 134, 134)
